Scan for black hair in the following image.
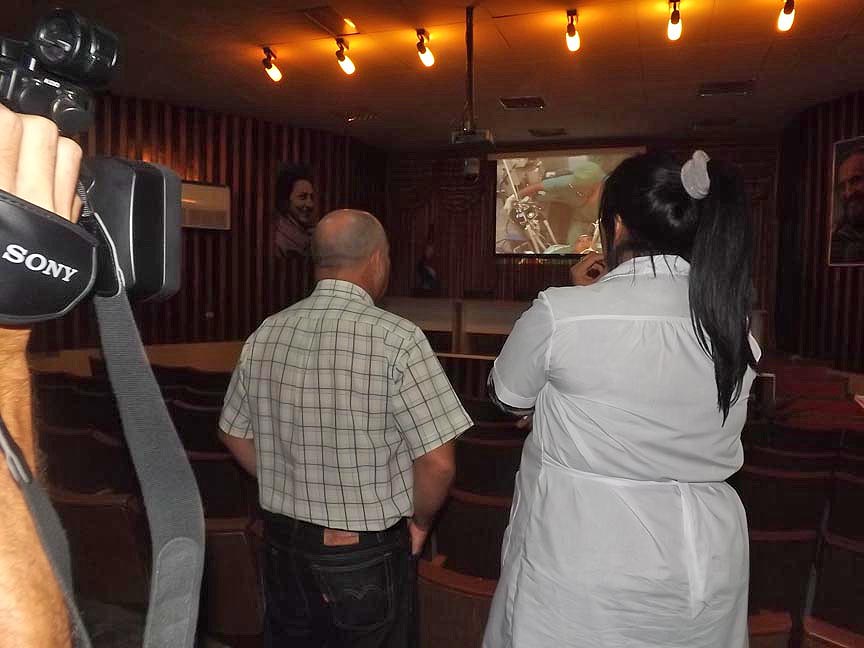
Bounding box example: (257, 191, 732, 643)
(598, 151, 757, 421)
(275, 164, 313, 213)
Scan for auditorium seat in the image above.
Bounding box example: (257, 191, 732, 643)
(454, 436, 523, 496)
(836, 452, 864, 477)
(435, 489, 511, 580)
(809, 533, 864, 637)
(36, 385, 121, 431)
(749, 612, 793, 648)
(775, 376, 848, 400)
(769, 423, 844, 452)
(735, 465, 831, 531)
(461, 421, 527, 442)
(749, 530, 818, 618)
(803, 617, 864, 648)
(418, 554, 495, 648)
(827, 473, 864, 540)
(201, 517, 264, 637)
(41, 426, 137, 494)
(51, 489, 149, 607)
(163, 384, 226, 408)
(744, 445, 837, 472)
(461, 399, 514, 424)
(188, 450, 252, 518)
(152, 365, 231, 392)
(742, 421, 774, 446)
(167, 400, 225, 453)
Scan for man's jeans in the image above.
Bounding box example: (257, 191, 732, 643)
(262, 511, 418, 648)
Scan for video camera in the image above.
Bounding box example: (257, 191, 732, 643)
(0, 12, 202, 648)
(0, 8, 180, 325)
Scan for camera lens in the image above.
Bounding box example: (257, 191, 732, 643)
(33, 9, 118, 85)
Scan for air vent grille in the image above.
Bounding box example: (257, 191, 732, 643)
(698, 81, 755, 97)
(528, 128, 567, 138)
(500, 96, 546, 110)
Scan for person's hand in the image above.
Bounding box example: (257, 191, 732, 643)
(408, 517, 430, 557)
(516, 415, 533, 430)
(570, 252, 607, 286)
(0, 105, 83, 348)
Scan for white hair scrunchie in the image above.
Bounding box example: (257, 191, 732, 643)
(681, 150, 711, 200)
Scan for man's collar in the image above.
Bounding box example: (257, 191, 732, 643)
(313, 279, 374, 305)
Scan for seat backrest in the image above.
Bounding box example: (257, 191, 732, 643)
(152, 365, 231, 392)
(745, 446, 837, 473)
(167, 400, 224, 452)
(749, 529, 818, 617)
(41, 426, 137, 494)
(201, 518, 264, 636)
(417, 555, 494, 648)
(827, 473, 864, 541)
(460, 399, 514, 424)
(188, 452, 251, 519)
(454, 437, 523, 497)
(435, 489, 511, 580)
(812, 533, 864, 636)
(737, 465, 831, 531)
(50, 489, 150, 606)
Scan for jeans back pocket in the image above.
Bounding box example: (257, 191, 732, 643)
(310, 550, 396, 632)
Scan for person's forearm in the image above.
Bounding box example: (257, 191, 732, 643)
(412, 453, 455, 529)
(0, 336, 71, 648)
(219, 432, 257, 477)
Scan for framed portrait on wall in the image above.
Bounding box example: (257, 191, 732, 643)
(828, 135, 864, 266)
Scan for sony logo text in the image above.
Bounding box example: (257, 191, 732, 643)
(2, 244, 79, 282)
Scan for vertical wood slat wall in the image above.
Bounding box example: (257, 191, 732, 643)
(777, 91, 864, 372)
(384, 142, 780, 346)
(30, 95, 386, 351)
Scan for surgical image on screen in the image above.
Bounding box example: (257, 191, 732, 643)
(494, 148, 642, 255)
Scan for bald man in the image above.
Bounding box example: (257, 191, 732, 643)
(220, 210, 472, 648)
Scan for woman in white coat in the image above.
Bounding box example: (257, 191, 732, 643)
(482, 151, 760, 648)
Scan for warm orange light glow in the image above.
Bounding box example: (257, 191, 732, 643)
(338, 54, 355, 75)
(344, 18, 357, 30)
(777, 1, 795, 31)
(667, 4, 682, 41)
(262, 48, 282, 83)
(418, 46, 435, 67)
(265, 63, 282, 82)
(566, 28, 581, 52)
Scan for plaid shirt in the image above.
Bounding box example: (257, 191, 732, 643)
(220, 279, 472, 531)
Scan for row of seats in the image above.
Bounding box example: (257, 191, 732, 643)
(52, 489, 265, 637)
(34, 368, 263, 644)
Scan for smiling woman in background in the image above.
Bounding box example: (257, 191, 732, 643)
(483, 150, 760, 648)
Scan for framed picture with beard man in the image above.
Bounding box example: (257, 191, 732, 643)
(828, 136, 864, 266)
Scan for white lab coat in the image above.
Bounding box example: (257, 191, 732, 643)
(482, 255, 759, 648)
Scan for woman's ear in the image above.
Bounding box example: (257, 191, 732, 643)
(614, 215, 628, 244)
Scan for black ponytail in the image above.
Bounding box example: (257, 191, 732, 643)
(688, 159, 757, 420)
(599, 152, 757, 421)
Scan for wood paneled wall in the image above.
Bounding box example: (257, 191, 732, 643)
(384, 141, 780, 345)
(31, 95, 386, 351)
(776, 91, 864, 373)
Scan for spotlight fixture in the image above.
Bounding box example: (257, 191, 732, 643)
(261, 47, 282, 82)
(777, 0, 795, 32)
(667, 1, 682, 41)
(335, 38, 355, 75)
(566, 9, 580, 52)
(416, 29, 435, 67)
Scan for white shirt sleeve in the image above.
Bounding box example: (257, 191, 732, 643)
(491, 293, 555, 409)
